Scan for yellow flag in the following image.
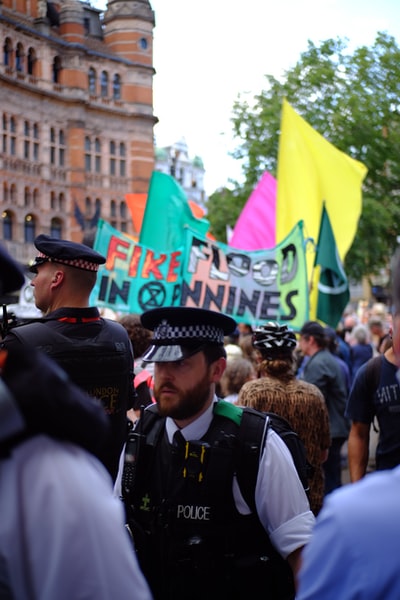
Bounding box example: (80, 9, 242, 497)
(276, 99, 368, 262)
(276, 99, 367, 319)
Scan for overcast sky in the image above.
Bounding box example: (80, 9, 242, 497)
(93, 0, 400, 195)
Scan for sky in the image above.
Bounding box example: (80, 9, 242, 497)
(93, 0, 400, 195)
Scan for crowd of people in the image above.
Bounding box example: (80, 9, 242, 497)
(1, 233, 400, 599)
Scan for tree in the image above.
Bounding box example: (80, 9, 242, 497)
(207, 32, 400, 282)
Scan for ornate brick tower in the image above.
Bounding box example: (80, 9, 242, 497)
(0, 0, 157, 271)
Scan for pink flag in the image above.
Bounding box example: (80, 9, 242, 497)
(230, 171, 276, 250)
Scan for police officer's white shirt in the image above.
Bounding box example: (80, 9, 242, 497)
(0, 435, 153, 600)
(154, 397, 315, 560)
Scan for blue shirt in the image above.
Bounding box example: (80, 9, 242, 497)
(297, 467, 400, 599)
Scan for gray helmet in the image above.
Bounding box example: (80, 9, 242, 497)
(252, 322, 297, 353)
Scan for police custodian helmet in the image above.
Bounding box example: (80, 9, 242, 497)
(141, 306, 237, 363)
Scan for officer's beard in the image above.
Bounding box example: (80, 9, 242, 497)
(154, 368, 213, 421)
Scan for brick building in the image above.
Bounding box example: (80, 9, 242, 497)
(0, 0, 156, 275)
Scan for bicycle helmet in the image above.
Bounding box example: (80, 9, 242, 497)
(252, 322, 297, 354)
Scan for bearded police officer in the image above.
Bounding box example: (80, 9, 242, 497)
(117, 306, 315, 600)
(2, 235, 136, 481)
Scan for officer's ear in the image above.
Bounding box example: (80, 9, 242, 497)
(51, 269, 65, 287)
(209, 356, 226, 382)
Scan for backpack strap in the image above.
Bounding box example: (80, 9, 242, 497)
(214, 401, 268, 512)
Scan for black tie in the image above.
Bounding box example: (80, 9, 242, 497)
(173, 429, 186, 450)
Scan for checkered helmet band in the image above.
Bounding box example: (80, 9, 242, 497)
(37, 251, 100, 272)
(153, 319, 225, 345)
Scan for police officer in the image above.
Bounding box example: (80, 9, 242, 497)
(117, 306, 315, 600)
(2, 235, 136, 481)
(0, 242, 153, 600)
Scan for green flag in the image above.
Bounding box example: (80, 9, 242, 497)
(139, 171, 210, 252)
(315, 205, 350, 329)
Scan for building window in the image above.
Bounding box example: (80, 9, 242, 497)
(53, 56, 62, 84)
(24, 214, 36, 243)
(59, 193, 65, 212)
(10, 184, 16, 204)
(110, 199, 117, 217)
(95, 138, 101, 173)
(4, 38, 12, 67)
(15, 43, 24, 73)
(85, 197, 92, 214)
(85, 136, 92, 172)
(120, 201, 127, 219)
(27, 47, 36, 75)
(9, 116, 16, 156)
(50, 217, 62, 238)
(110, 141, 116, 176)
(113, 74, 121, 100)
(139, 37, 148, 50)
(101, 71, 108, 97)
(88, 67, 96, 95)
(3, 182, 8, 203)
(2, 210, 13, 241)
(50, 127, 64, 166)
(119, 142, 126, 176)
(24, 187, 31, 207)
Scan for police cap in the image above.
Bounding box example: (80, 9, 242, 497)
(29, 235, 106, 273)
(141, 306, 237, 363)
(0, 244, 25, 293)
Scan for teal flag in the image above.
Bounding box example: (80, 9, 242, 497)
(315, 205, 350, 328)
(139, 171, 210, 252)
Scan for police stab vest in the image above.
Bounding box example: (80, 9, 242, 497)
(10, 320, 132, 480)
(122, 401, 296, 600)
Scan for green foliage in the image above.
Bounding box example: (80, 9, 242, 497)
(207, 32, 400, 281)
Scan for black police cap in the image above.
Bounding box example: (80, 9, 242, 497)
(29, 235, 106, 273)
(141, 306, 237, 362)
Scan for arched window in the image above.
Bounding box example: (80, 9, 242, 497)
(24, 214, 36, 243)
(50, 217, 62, 239)
(85, 196, 92, 214)
(3, 182, 8, 203)
(3, 38, 12, 67)
(24, 187, 31, 207)
(120, 201, 127, 218)
(52, 56, 62, 83)
(50, 191, 56, 210)
(2, 210, 13, 241)
(59, 193, 65, 212)
(113, 74, 121, 100)
(33, 188, 39, 208)
(100, 71, 108, 97)
(27, 47, 36, 75)
(15, 42, 24, 72)
(10, 184, 16, 204)
(88, 67, 96, 95)
(95, 197, 101, 213)
(110, 199, 117, 217)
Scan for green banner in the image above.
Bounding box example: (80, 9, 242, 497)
(92, 219, 309, 330)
